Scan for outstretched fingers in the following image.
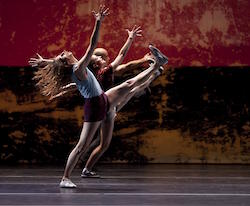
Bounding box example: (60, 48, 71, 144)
(133, 25, 141, 32)
(135, 30, 142, 36)
(28, 54, 53, 67)
(134, 25, 142, 36)
(99, 4, 105, 13)
(127, 25, 142, 38)
(29, 53, 44, 66)
(36, 53, 43, 59)
(103, 7, 110, 16)
(29, 58, 39, 67)
(93, 5, 109, 20)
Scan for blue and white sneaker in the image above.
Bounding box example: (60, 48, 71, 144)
(149, 45, 168, 65)
(81, 168, 100, 178)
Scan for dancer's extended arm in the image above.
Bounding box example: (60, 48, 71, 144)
(114, 53, 152, 76)
(28, 53, 54, 67)
(75, 5, 109, 80)
(111, 25, 142, 70)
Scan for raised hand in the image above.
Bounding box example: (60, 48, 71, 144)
(126, 25, 142, 39)
(92, 5, 109, 21)
(29, 53, 46, 67)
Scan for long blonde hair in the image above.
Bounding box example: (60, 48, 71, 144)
(33, 58, 72, 99)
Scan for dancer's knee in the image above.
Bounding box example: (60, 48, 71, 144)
(125, 79, 136, 90)
(120, 81, 133, 91)
(100, 141, 111, 152)
(91, 145, 106, 155)
(75, 144, 86, 155)
(106, 108, 116, 121)
(101, 144, 109, 152)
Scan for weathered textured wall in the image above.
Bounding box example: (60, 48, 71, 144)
(0, 0, 249, 66)
(0, 67, 249, 164)
(0, 0, 250, 164)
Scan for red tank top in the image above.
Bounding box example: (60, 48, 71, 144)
(96, 64, 114, 91)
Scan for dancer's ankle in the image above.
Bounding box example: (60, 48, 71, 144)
(62, 176, 69, 181)
(83, 167, 91, 172)
(149, 58, 159, 69)
(152, 59, 160, 69)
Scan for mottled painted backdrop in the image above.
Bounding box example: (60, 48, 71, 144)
(0, 0, 250, 164)
(1, 0, 250, 66)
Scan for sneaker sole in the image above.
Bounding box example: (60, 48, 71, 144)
(81, 174, 100, 178)
(59, 185, 77, 188)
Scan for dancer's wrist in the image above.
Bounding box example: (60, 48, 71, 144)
(128, 36, 134, 40)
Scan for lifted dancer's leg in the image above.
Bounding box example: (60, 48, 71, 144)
(117, 68, 163, 112)
(106, 61, 159, 109)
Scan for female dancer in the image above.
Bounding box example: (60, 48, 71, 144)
(29, 6, 168, 188)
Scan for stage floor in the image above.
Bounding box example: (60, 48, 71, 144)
(0, 164, 250, 205)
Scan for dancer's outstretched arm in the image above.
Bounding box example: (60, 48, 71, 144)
(28, 53, 54, 68)
(111, 25, 142, 70)
(115, 53, 152, 76)
(76, 5, 109, 80)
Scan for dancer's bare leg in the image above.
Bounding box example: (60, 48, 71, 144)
(62, 121, 101, 181)
(116, 69, 161, 112)
(79, 131, 100, 163)
(106, 61, 159, 110)
(83, 109, 115, 172)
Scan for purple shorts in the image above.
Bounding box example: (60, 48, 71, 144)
(84, 93, 109, 122)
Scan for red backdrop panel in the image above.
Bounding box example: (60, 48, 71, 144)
(0, 0, 249, 67)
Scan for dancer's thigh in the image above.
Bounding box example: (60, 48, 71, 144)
(105, 81, 132, 109)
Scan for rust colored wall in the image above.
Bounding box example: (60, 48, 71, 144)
(0, 0, 249, 67)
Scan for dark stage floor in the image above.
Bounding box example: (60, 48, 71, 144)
(0, 164, 250, 205)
